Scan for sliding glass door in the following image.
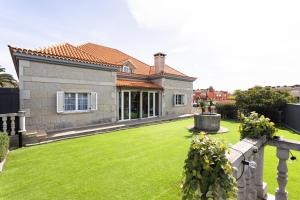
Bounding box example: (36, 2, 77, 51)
(119, 90, 159, 120)
(149, 92, 155, 117)
(123, 91, 130, 120)
(131, 92, 140, 119)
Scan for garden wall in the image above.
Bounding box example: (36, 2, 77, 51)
(285, 103, 300, 133)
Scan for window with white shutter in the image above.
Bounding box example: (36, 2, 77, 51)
(57, 91, 97, 113)
(174, 94, 185, 106)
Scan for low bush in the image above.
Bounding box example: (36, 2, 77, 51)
(216, 103, 238, 119)
(239, 112, 276, 140)
(182, 132, 237, 200)
(0, 132, 9, 162)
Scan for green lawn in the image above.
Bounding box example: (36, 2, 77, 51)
(0, 119, 299, 200)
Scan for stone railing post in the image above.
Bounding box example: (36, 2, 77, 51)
(10, 116, 16, 135)
(275, 148, 289, 200)
(2, 116, 7, 133)
(236, 164, 246, 200)
(256, 146, 266, 199)
(18, 111, 26, 132)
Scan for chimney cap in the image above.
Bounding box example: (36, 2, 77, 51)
(154, 52, 166, 56)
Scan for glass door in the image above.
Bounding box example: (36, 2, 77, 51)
(123, 91, 130, 120)
(142, 92, 148, 118)
(131, 92, 140, 119)
(149, 92, 155, 117)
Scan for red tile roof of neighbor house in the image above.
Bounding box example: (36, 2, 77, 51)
(116, 79, 163, 89)
(9, 43, 119, 67)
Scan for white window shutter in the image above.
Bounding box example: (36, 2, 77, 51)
(184, 94, 187, 105)
(57, 91, 64, 113)
(173, 94, 176, 106)
(91, 92, 98, 111)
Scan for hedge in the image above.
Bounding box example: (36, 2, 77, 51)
(0, 132, 9, 162)
(215, 103, 238, 119)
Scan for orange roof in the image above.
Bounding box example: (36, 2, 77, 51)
(78, 43, 188, 77)
(9, 43, 119, 67)
(117, 79, 162, 89)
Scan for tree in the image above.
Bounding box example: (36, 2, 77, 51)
(235, 86, 296, 122)
(0, 66, 17, 88)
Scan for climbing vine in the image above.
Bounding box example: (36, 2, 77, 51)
(181, 132, 237, 200)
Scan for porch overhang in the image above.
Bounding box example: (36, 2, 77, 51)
(116, 79, 163, 90)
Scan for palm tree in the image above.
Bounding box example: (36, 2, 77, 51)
(0, 66, 18, 87)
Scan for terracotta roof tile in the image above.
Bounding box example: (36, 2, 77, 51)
(117, 79, 162, 89)
(9, 43, 119, 67)
(78, 43, 190, 77)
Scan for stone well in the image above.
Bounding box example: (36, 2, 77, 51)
(194, 113, 221, 132)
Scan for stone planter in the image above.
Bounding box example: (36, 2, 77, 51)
(194, 113, 221, 132)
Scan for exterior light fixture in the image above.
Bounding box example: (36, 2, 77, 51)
(242, 160, 257, 169)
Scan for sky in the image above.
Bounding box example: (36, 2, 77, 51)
(1, 0, 300, 92)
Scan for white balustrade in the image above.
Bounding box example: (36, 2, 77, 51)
(228, 137, 300, 200)
(0, 111, 26, 136)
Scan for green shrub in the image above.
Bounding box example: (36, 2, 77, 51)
(0, 132, 9, 162)
(215, 103, 238, 119)
(182, 132, 237, 200)
(235, 86, 296, 122)
(239, 112, 276, 140)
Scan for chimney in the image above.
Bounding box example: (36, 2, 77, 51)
(154, 52, 166, 73)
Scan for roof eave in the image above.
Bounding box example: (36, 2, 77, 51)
(10, 51, 121, 72)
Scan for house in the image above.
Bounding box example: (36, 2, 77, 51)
(9, 43, 196, 133)
(193, 87, 229, 103)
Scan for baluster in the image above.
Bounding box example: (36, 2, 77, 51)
(10, 116, 16, 135)
(249, 155, 257, 199)
(275, 148, 289, 200)
(237, 164, 246, 200)
(2, 116, 7, 133)
(256, 146, 266, 199)
(245, 164, 251, 200)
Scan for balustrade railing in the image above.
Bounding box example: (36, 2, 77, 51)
(0, 111, 26, 148)
(227, 136, 300, 200)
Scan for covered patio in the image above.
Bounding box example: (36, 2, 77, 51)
(117, 79, 163, 121)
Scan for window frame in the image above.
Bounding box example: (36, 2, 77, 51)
(122, 66, 131, 73)
(174, 94, 185, 106)
(63, 92, 91, 113)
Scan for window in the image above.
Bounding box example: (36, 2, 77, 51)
(122, 66, 131, 73)
(78, 93, 88, 110)
(64, 93, 76, 111)
(174, 94, 185, 106)
(57, 92, 97, 113)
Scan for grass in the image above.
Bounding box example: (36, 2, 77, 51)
(0, 119, 299, 200)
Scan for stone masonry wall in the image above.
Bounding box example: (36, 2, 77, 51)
(19, 60, 117, 132)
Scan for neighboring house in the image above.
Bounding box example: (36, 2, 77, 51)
(272, 85, 300, 103)
(9, 43, 196, 133)
(193, 88, 229, 103)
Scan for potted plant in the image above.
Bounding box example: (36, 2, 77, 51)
(208, 99, 215, 114)
(198, 99, 206, 114)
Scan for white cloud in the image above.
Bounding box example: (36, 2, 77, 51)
(127, 0, 300, 91)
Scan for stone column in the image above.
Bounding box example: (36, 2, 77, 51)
(275, 148, 289, 200)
